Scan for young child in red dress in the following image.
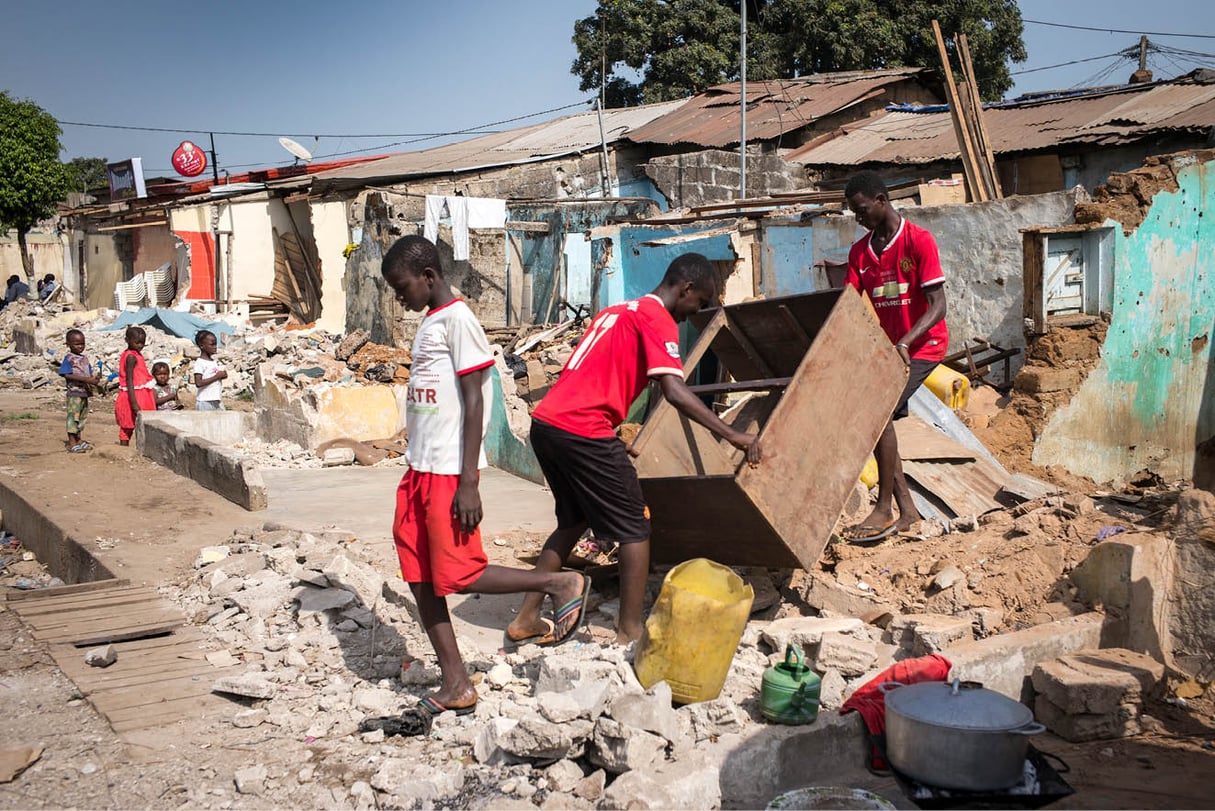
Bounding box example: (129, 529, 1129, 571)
(114, 326, 156, 446)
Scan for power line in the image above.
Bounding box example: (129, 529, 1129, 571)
(1023, 18, 1215, 40)
(1011, 51, 1128, 76)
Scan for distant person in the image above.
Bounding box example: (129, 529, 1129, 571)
(510, 252, 762, 646)
(364, 235, 588, 736)
(114, 326, 156, 446)
(151, 361, 181, 410)
(39, 274, 58, 301)
(3, 275, 29, 308)
(58, 329, 100, 453)
(192, 330, 226, 411)
(836, 170, 948, 544)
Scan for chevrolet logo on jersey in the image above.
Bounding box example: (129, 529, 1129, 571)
(872, 281, 910, 300)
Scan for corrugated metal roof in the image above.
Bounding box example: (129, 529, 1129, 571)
(307, 100, 687, 189)
(789, 79, 1215, 166)
(625, 68, 933, 147)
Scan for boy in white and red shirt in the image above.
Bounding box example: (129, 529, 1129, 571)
(377, 236, 588, 732)
(509, 253, 762, 646)
(840, 170, 949, 543)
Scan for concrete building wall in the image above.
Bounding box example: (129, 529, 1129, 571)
(170, 206, 215, 300)
(1034, 155, 1215, 484)
(218, 195, 297, 301)
(312, 200, 350, 334)
(0, 233, 64, 286)
(81, 231, 131, 309)
(131, 224, 179, 275)
(643, 149, 804, 209)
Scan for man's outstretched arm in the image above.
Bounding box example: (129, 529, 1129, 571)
(657, 374, 762, 465)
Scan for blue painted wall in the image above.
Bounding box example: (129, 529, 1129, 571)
(1035, 156, 1215, 483)
(596, 224, 737, 307)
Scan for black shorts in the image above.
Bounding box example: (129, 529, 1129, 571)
(893, 359, 938, 420)
(530, 419, 650, 544)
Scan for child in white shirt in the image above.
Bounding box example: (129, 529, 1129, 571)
(192, 329, 227, 411)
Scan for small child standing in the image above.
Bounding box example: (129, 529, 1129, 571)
(363, 236, 588, 737)
(192, 330, 226, 411)
(114, 326, 156, 446)
(151, 361, 181, 410)
(58, 329, 100, 453)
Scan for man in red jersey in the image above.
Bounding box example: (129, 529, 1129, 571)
(508, 253, 762, 645)
(837, 171, 948, 543)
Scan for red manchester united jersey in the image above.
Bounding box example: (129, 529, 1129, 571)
(846, 218, 949, 361)
(532, 294, 684, 438)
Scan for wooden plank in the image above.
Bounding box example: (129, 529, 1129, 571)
(96, 680, 235, 717)
(17, 592, 164, 620)
(959, 34, 1003, 199)
(39, 621, 182, 647)
(32, 610, 181, 638)
(6, 585, 148, 611)
(686, 377, 791, 396)
(895, 416, 978, 461)
(1023, 231, 1046, 334)
(3, 578, 130, 602)
(28, 604, 181, 633)
(56, 649, 212, 682)
(108, 694, 237, 732)
(932, 20, 987, 203)
(76, 660, 227, 692)
(723, 314, 775, 377)
(736, 287, 906, 570)
(776, 305, 812, 355)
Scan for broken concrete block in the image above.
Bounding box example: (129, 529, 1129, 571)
(587, 717, 665, 774)
(1034, 695, 1140, 742)
(1070, 533, 1173, 662)
(322, 447, 356, 467)
(889, 614, 973, 656)
(818, 668, 847, 710)
(1031, 648, 1164, 716)
(209, 552, 270, 579)
(232, 709, 268, 728)
(474, 717, 520, 766)
(679, 698, 747, 742)
(539, 692, 583, 724)
(1171, 489, 1215, 679)
(213, 673, 278, 700)
(538, 678, 611, 723)
(930, 565, 966, 591)
(814, 631, 877, 677)
(205, 650, 240, 668)
(794, 571, 890, 618)
(84, 645, 117, 668)
(335, 329, 371, 361)
(230, 574, 295, 619)
(486, 662, 514, 688)
(500, 718, 590, 763)
(371, 758, 465, 804)
(291, 567, 331, 588)
(599, 754, 721, 810)
(759, 616, 864, 656)
(607, 680, 681, 744)
(293, 585, 356, 614)
(1014, 367, 1083, 394)
(575, 768, 606, 801)
(352, 686, 403, 716)
(545, 759, 584, 794)
(195, 545, 231, 568)
(233, 764, 268, 796)
(535, 654, 617, 694)
(322, 553, 383, 604)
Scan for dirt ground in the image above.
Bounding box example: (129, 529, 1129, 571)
(2, 387, 1214, 809)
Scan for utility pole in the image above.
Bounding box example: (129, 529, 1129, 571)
(739, 0, 747, 199)
(1139, 35, 1148, 73)
(208, 132, 222, 308)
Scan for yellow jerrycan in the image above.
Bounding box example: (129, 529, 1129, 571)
(634, 558, 754, 704)
(924, 364, 970, 410)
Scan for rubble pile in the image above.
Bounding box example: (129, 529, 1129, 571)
(169, 524, 916, 808)
(0, 532, 65, 591)
(500, 321, 586, 412)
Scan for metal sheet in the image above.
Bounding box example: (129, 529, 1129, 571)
(903, 456, 1009, 517)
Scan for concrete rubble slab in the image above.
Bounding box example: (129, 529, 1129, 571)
(1032, 648, 1164, 716)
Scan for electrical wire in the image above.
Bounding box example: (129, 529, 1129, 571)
(1011, 51, 1128, 76)
(1023, 18, 1215, 40)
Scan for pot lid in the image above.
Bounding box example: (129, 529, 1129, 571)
(884, 679, 1034, 731)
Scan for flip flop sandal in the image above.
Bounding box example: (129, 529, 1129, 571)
(540, 574, 592, 648)
(359, 709, 433, 738)
(68, 443, 89, 454)
(841, 521, 897, 546)
(418, 695, 478, 717)
(505, 617, 555, 647)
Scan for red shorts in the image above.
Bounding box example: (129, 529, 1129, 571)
(392, 468, 487, 597)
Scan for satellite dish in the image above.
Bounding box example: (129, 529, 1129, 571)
(278, 137, 313, 163)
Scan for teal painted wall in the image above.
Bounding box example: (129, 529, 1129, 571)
(1034, 156, 1215, 483)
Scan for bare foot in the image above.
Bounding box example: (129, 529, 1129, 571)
(615, 624, 643, 646)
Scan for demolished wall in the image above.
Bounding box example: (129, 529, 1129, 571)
(1033, 152, 1215, 484)
(643, 149, 805, 208)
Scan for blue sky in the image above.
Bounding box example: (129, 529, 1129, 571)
(2, 0, 1211, 178)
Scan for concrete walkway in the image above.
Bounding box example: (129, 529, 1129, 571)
(260, 466, 558, 655)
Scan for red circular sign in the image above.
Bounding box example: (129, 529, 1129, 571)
(172, 141, 208, 177)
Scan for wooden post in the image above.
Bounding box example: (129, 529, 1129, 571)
(959, 33, 1003, 198)
(932, 20, 987, 202)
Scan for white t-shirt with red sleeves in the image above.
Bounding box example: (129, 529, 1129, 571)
(532, 294, 683, 439)
(845, 217, 949, 362)
(405, 299, 495, 475)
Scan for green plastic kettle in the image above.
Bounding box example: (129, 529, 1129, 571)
(761, 643, 822, 725)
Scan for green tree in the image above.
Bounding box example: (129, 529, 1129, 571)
(0, 91, 69, 281)
(573, 0, 1026, 106)
(64, 156, 109, 194)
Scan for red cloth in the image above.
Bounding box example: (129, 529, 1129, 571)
(531, 295, 683, 438)
(392, 468, 487, 597)
(839, 653, 953, 771)
(114, 349, 155, 441)
(846, 219, 949, 361)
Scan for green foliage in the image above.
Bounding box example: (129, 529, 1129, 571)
(572, 0, 1026, 105)
(64, 156, 109, 193)
(0, 91, 69, 233)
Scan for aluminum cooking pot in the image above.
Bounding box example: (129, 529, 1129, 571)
(880, 678, 1045, 791)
